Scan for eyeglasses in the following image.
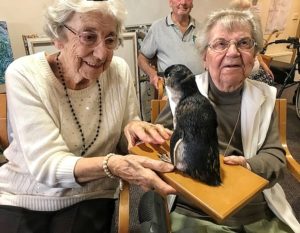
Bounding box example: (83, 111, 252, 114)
(63, 24, 119, 50)
(208, 37, 257, 53)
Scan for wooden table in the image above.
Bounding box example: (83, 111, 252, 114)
(130, 141, 269, 223)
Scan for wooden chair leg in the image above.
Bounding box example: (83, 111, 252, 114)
(118, 181, 129, 233)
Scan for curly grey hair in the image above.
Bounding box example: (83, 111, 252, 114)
(44, 0, 127, 41)
(196, 8, 263, 55)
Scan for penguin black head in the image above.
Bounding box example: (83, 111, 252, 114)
(164, 64, 197, 96)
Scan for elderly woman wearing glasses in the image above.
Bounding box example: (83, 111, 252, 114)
(158, 8, 299, 233)
(0, 0, 176, 232)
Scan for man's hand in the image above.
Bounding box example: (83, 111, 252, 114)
(150, 74, 164, 90)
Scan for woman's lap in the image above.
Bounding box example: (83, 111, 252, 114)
(0, 198, 115, 233)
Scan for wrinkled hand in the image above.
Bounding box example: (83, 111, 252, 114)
(124, 120, 172, 150)
(109, 154, 176, 195)
(223, 155, 251, 170)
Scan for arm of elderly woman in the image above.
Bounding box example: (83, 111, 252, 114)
(74, 120, 176, 195)
(257, 54, 274, 79)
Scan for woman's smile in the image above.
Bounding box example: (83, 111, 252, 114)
(83, 60, 104, 69)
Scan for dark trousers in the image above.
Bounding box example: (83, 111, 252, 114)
(0, 198, 115, 233)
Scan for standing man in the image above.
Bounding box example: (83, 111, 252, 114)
(138, 0, 203, 89)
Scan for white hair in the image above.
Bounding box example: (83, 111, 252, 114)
(196, 8, 263, 55)
(44, 0, 127, 40)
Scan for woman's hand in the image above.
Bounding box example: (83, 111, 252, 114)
(124, 120, 172, 149)
(108, 154, 176, 195)
(223, 155, 251, 170)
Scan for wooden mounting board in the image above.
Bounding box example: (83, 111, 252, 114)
(130, 141, 269, 223)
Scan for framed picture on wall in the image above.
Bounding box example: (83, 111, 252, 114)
(0, 21, 14, 87)
(26, 37, 58, 55)
(22, 34, 38, 55)
(114, 32, 139, 101)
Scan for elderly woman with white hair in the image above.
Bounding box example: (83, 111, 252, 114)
(157, 8, 299, 233)
(0, 0, 176, 232)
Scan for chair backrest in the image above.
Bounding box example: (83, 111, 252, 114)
(150, 80, 167, 123)
(0, 93, 8, 149)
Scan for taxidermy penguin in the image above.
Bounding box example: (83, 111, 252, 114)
(164, 64, 221, 186)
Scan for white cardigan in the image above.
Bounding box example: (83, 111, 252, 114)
(168, 71, 300, 232)
(0, 52, 140, 211)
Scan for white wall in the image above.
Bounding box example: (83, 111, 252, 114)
(124, 0, 169, 26)
(0, 0, 299, 59)
(124, 0, 230, 26)
(0, 0, 231, 59)
(0, 0, 52, 59)
(258, 0, 300, 62)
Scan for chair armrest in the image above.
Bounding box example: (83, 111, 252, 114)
(276, 99, 300, 182)
(0, 93, 8, 149)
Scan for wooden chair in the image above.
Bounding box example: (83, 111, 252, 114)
(0, 93, 130, 233)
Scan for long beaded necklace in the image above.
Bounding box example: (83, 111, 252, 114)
(56, 52, 102, 156)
